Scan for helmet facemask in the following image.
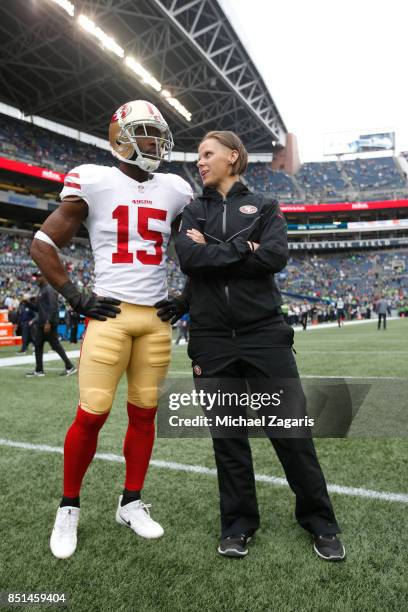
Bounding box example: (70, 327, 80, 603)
(116, 119, 174, 172)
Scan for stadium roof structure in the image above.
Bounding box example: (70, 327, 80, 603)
(0, 0, 287, 152)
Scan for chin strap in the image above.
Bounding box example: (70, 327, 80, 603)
(111, 148, 160, 171)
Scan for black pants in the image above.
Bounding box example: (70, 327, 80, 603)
(34, 324, 73, 372)
(69, 323, 78, 343)
(176, 327, 189, 344)
(21, 322, 33, 351)
(378, 313, 386, 330)
(188, 323, 340, 538)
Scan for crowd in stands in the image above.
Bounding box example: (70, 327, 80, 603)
(294, 158, 406, 201)
(244, 165, 297, 200)
(277, 249, 408, 318)
(0, 233, 186, 311)
(342, 157, 406, 191)
(0, 113, 193, 185)
(296, 162, 347, 199)
(1, 233, 407, 326)
(1, 113, 408, 203)
(0, 114, 112, 172)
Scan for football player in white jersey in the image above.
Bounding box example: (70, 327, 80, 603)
(30, 100, 193, 559)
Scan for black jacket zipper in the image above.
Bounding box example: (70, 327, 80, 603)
(222, 201, 236, 337)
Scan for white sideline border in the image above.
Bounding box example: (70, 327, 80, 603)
(0, 317, 402, 369)
(0, 438, 407, 505)
(292, 316, 399, 332)
(0, 350, 80, 368)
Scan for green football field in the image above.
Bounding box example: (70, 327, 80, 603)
(0, 320, 407, 611)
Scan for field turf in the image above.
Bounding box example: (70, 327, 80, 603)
(0, 319, 407, 611)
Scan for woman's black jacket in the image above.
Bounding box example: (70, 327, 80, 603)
(175, 181, 289, 337)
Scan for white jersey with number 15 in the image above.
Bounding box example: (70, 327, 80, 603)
(60, 164, 193, 305)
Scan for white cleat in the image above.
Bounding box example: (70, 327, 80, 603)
(116, 496, 164, 539)
(50, 506, 80, 559)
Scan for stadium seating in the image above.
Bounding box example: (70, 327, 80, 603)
(1, 233, 407, 318)
(341, 157, 406, 191)
(296, 161, 348, 197)
(0, 233, 186, 306)
(1, 113, 408, 202)
(0, 113, 192, 185)
(278, 250, 408, 314)
(244, 164, 298, 199)
(0, 113, 112, 171)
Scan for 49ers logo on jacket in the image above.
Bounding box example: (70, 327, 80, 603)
(111, 103, 132, 123)
(239, 205, 258, 214)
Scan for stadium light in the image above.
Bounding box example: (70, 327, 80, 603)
(166, 97, 192, 122)
(49, 0, 75, 17)
(125, 60, 193, 120)
(78, 14, 124, 59)
(160, 89, 191, 120)
(125, 57, 162, 93)
(46, 3, 192, 122)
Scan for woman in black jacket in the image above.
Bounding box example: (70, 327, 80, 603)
(174, 131, 344, 562)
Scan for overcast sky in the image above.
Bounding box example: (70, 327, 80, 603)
(219, 0, 408, 162)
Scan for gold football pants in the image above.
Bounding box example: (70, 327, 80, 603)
(78, 303, 172, 414)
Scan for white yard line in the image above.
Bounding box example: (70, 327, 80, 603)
(2, 366, 70, 371)
(169, 317, 401, 343)
(292, 317, 400, 332)
(3, 363, 405, 381)
(166, 372, 407, 380)
(0, 437, 407, 505)
(291, 351, 408, 354)
(0, 364, 408, 382)
(0, 350, 80, 368)
(0, 318, 403, 368)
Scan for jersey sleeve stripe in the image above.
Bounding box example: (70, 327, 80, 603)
(66, 172, 80, 178)
(64, 180, 81, 189)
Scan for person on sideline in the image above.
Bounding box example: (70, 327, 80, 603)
(376, 296, 388, 330)
(173, 131, 344, 562)
(25, 272, 76, 377)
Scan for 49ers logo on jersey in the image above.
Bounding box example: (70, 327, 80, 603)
(239, 205, 258, 214)
(111, 103, 132, 123)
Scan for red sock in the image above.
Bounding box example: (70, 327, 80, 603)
(63, 406, 109, 498)
(123, 402, 157, 491)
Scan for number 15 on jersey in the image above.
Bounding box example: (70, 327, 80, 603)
(112, 205, 167, 266)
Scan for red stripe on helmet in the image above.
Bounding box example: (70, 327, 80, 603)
(145, 101, 162, 123)
(145, 102, 155, 116)
(64, 180, 81, 189)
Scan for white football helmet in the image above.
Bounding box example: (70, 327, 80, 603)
(109, 100, 174, 172)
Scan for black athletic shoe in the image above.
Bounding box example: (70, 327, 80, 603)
(60, 366, 77, 377)
(217, 534, 251, 558)
(313, 534, 345, 561)
(25, 370, 45, 378)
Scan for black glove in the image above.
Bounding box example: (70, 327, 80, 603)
(59, 281, 121, 321)
(154, 296, 189, 325)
